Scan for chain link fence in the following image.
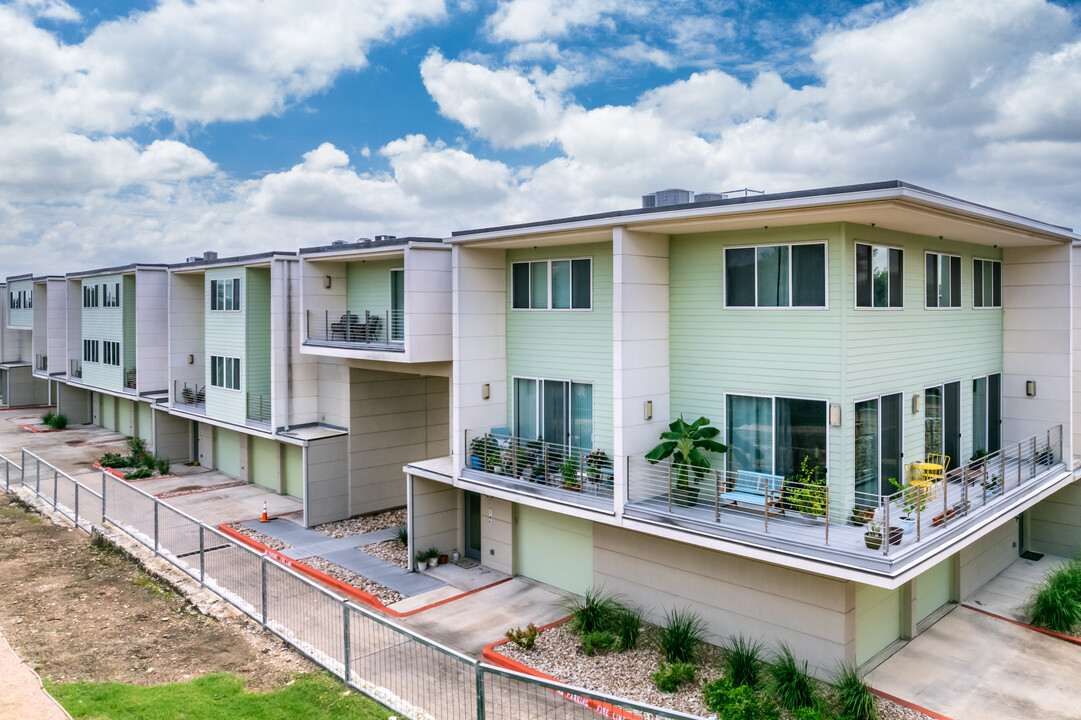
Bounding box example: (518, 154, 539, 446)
(1, 448, 703, 720)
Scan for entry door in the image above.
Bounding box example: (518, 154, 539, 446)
(854, 393, 903, 496)
(944, 381, 961, 468)
(389, 268, 404, 342)
(464, 491, 482, 561)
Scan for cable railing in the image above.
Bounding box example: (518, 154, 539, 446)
(247, 392, 271, 425)
(69, 359, 82, 379)
(34, 354, 47, 373)
(172, 379, 206, 411)
(626, 425, 1064, 561)
(306, 308, 404, 348)
(123, 366, 137, 391)
(464, 428, 615, 507)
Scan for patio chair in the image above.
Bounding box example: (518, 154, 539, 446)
(924, 453, 949, 483)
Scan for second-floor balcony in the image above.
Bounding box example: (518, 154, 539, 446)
(462, 429, 615, 512)
(247, 392, 271, 426)
(123, 366, 137, 392)
(34, 354, 47, 374)
(624, 425, 1067, 576)
(306, 308, 404, 351)
(69, 359, 81, 379)
(172, 380, 206, 413)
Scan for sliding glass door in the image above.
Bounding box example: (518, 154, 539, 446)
(513, 377, 593, 449)
(854, 393, 902, 496)
(726, 394, 827, 478)
(972, 373, 1001, 455)
(925, 381, 960, 465)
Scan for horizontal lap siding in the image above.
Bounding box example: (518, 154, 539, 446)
(505, 242, 614, 452)
(81, 275, 125, 391)
(204, 267, 246, 426)
(346, 259, 398, 320)
(6, 279, 33, 328)
(245, 268, 271, 399)
(122, 275, 136, 374)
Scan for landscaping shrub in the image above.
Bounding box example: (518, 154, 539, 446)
(613, 604, 645, 650)
(51, 414, 68, 429)
(657, 607, 707, 663)
(41, 411, 55, 426)
(396, 526, 408, 546)
(1031, 560, 1081, 633)
(652, 661, 695, 693)
(99, 453, 131, 469)
(832, 664, 878, 720)
(566, 586, 622, 635)
(124, 467, 154, 480)
(126, 436, 149, 457)
(702, 677, 778, 720)
(792, 706, 828, 720)
(505, 623, 538, 650)
(768, 643, 817, 710)
(724, 634, 765, 688)
(581, 630, 616, 656)
(154, 456, 170, 475)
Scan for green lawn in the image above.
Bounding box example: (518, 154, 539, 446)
(47, 672, 393, 720)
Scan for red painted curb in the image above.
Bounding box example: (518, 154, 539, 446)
(217, 522, 512, 618)
(91, 461, 179, 484)
(869, 688, 954, 720)
(92, 462, 127, 480)
(961, 603, 1081, 647)
(17, 424, 66, 433)
(482, 618, 649, 720)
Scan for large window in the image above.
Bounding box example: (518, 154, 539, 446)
(210, 278, 241, 311)
(854, 393, 902, 497)
(925, 253, 961, 308)
(724, 243, 826, 308)
(102, 341, 120, 366)
(82, 339, 99, 363)
(973, 259, 1001, 309)
(972, 373, 1002, 454)
(513, 377, 593, 448)
(10, 289, 31, 309)
(855, 244, 903, 308)
(102, 282, 120, 308)
(512, 258, 592, 310)
(725, 394, 827, 479)
(210, 355, 241, 390)
(82, 285, 99, 308)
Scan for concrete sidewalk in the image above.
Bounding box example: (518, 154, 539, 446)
(867, 606, 1081, 720)
(0, 628, 70, 720)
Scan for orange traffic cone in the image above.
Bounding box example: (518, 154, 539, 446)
(260, 501, 269, 523)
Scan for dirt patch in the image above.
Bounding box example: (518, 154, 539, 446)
(311, 508, 405, 538)
(360, 539, 408, 569)
(0, 492, 314, 691)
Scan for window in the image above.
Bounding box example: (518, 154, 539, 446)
(855, 244, 903, 308)
(82, 284, 100, 308)
(925, 253, 961, 308)
(210, 278, 241, 311)
(210, 355, 241, 391)
(513, 377, 593, 448)
(854, 393, 902, 497)
(973, 259, 1001, 308)
(82, 340, 99, 363)
(102, 282, 120, 308)
(511, 259, 591, 310)
(972, 373, 1002, 454)
(725, 394, 827, 478)
(724, 243, 826, 308)
(102, 341, 120, 366)
(10, 289, 30, 309)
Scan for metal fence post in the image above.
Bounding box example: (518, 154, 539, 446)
(20, 449, 25, 485)
(342, 602, 351, 683)
(153, 500, 160, 555)
(74, 484, 79, 527)
(475, 664, 486, 720)
(52, 469, 58, 509)
(101, 470, 107, 522)
(36, 456, 40, 493)
(199, 526, 205, 587)
(260, 556, 269, 627)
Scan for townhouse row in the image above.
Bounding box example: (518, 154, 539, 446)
(4, 180, 1081, 674)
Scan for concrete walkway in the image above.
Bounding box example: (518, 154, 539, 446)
(964, 552, 1068, 622)
(241, 517, 445, 597)
(867, 605, 1081, 720)
(0, 628, 70, 720)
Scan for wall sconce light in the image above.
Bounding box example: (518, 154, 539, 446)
(644, 400, 653, 421)
(187, 354, 194, 365)
(1026, 380, 1037, 397)
(323, 275, 332, 289)
(482, 383, 490, 400)
(912, 394, 920, 414)
(829, 404, 841, 427)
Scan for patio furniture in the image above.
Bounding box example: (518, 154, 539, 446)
(720, 470, 785, 516)
(924, 453, 950, 481)
(330, 311, 365, 341)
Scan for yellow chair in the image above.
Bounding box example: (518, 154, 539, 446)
(924, 453, 950, 483)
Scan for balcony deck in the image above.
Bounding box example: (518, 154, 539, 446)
(459, 467, 615, 513)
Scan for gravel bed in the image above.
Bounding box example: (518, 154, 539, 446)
(302, 556, 404, 606)
(226, 523, 291, 551)
(311, 508, 406, 538)
(361, 539, 409, 568)
(497, 624, 932, 720)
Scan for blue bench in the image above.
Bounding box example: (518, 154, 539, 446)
(720, 470, 785, 515)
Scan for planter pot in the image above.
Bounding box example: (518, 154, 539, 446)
(427, 558, 439, 569)
(672, 485, 699, 508)
(931, 508, 958, 527)
(450, 550, 460, 562)
(865, 533, 883, 550)
(470, 456, 482, 470)
(438, 554, 448, 565)
(563, 484, 581, 493)
(800, 511, 826, 524)
(887, 526, 904, 546)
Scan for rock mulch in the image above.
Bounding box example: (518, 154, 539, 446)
(225, 523, 291, 552)
(311, 508, 406, 538)
(360, 539, 408, 569)
(302, 557, 404, 606)
(497, 623, 932, 720)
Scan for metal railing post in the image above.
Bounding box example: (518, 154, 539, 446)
(883, 495, 891, 555)
(342, 602, 351, 683)
(153, 500, 160, 554)
(101, 470, 107, 522)
(1031, 437, 1037, 479)
(667, 463, 672, 511)
(74, 484, 80, 526)
(199, 525, 205, 587)
(714, 470, 720, 522)
(1017, 441, 1023, 488)
(36, 456, 40, 493)
(20, 449, 25, 485)
(824, 486, 829, 544)
(52, 469, 58, 509)
(260, 556, 269, 627)
(475, 664, 486, 720)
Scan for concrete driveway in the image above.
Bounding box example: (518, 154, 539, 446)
(867, 606, 1081, 720)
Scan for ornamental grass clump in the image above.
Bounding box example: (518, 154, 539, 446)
(768, 643, 818, 711)
(566, 586, 622, 635)
(1030, 559, 1081, 633)
(657, 607, 707, 663)
(612, 604, 645, 650)
(724, 634, 765, 688)
(832, 664, 878, 720)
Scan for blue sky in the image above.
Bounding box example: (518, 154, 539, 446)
(1, 0, 1079, 275)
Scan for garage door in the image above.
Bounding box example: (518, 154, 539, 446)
(101, 395, 115, 431)
(916, 557, 953, 623)
(249, 436, 278, 490)
(855, 584, 901, 666)
(282, 443, 303, 498)
(117, 399, 132, 436)
(136, 402, 152, 442)
(515, 506, 593, 596)
(213, 426, 242, 478)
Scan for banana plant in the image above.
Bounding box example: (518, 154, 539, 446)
(645, 416, 727, 490)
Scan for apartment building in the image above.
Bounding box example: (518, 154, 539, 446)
(404, 180, 1081, 672)
(1, 275, 50, 407)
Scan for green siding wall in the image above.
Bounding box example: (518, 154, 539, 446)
(668, 223, 1003, 499)
(516, 505, 593, 595)
(81, 275, 125, 391)
(249, 436, 278, 490)
(137, 401, 152, 441)
(346, 259, 400, 319)
(282, 443, 303, 498)
(916, 557, 953, 622)
(122, 275, 136, 375)
(204, 268, 246, 425)
(117, 398, 133, 436)
(213, 426, 242, 477)
(854, 583, 901, 666)
(245, 268, 271, 408)
(505, 242, 614, 452)
(7, 279, 33, 328)
(100, 394, 115, 430)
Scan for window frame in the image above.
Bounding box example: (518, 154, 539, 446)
(210, 355, 242, 391)
(971, 372, 1002, 454)
(210, 278, 242, 312)
(924, 252, 962, 309)
(972, 258, 1002, 309)
(510, 257, 593, 311)
(723, 391, 830, 477)
(511, 375, 595, 449)
(722, 241, 829, 310)
(102, 340, 120, 367)
(854, 242, 904, 309)
(82, 339, 100, 363)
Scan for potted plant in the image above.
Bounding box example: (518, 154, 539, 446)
(983, 473, 1002, 497)
(427, 547, 440, 569)
(645, 416, 727, 508)
(469, 433, 494, 471)
(584, 449, 609, 480)
(966, 448, 988, 483)
(850, 504, 876, 526)
(888, 476, 927, 518)
(415, 549, 430, 571)
(560, 457, 580, 491)
(864, 520, 904, 550)
(181, 386, 194, 404)
(787, 456, 827, 520)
